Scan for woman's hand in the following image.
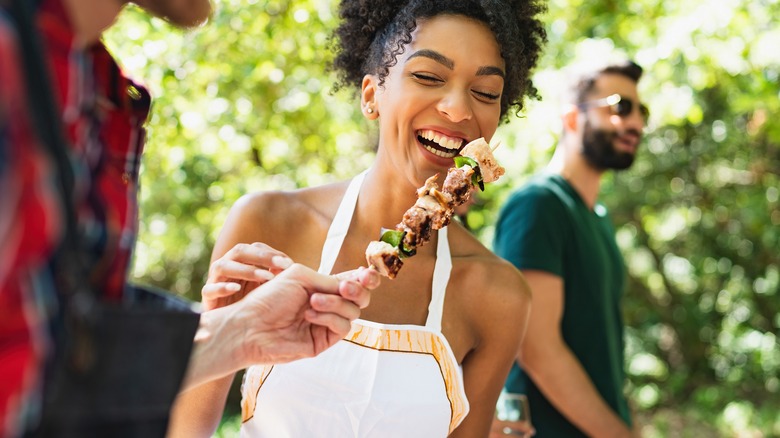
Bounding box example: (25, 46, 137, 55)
(201, 242, 293, 311)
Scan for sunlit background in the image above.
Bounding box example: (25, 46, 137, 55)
(104, 0, 780, 435)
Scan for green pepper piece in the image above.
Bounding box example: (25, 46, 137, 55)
(399, 242, 417, 258)
(454, 156, 478, 169)
(379, 228, 404, 247)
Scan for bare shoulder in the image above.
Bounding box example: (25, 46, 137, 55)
(216, 181, 349, 260)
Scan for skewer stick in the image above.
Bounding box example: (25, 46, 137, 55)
(490, 140, 501, 152)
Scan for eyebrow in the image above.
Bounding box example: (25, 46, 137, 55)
(476, 65, 505, 78)
(408, 49, 454, 69)
(407, 49, 505, 78)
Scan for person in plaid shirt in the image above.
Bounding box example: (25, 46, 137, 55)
(0, 1, 379, 436)
(1, 0, 156, 432)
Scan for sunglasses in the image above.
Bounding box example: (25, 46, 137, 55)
(578, 94, 649, 122)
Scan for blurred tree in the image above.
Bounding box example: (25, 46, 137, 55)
(104, 0, 779, 434)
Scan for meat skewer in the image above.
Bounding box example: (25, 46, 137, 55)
(365, 137, 505, 278)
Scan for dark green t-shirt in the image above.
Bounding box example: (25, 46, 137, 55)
(494, 173, 630, 437)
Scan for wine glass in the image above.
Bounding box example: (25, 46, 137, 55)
(495, 389, 532, 436)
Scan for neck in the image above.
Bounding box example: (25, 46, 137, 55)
(359, 166, 421, 227)
(62, 0, 125, 47)
(549, 139, 604, 210)
(354, 162, 441, 257)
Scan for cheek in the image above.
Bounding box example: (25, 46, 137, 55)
(608, 114, 626, 126)
(379, 87, 429, 122)
(477, 108, 502, 137)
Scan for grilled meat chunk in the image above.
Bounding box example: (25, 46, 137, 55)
(365, 241, 403, 279)
(442, 166, 474, 207)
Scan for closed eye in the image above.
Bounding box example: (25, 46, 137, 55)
(473, 90, 500, 101)
(412, 73, 443, 84)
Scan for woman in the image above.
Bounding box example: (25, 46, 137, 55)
(170, 0, 546, 436)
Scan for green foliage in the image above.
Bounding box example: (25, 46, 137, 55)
(105, 0, 375, 298)
(104, 0, 779, 435)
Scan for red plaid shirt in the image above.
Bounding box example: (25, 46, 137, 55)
(0, 1, 150, 435)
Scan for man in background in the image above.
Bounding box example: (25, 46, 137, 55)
(493, 59, 647, 437)
(0, 1, 378, 436)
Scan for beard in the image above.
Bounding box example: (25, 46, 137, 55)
(581, 120, 638, 171)
(131, 0, 212, 28)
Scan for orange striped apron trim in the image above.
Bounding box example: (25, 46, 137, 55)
(241, 323, 467, 433)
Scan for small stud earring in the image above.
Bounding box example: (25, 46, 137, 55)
(367, 107, 374, 114)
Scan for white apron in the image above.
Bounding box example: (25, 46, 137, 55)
(240, 170, 469, 437)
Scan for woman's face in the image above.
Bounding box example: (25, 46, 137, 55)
(365, 14, 505, 182)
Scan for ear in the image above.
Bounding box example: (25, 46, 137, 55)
(561, 104, 579, 134)
(361, 74, 379, 119)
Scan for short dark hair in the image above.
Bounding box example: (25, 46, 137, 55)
(330, 0, 547, 121)
(565, 60, 643, 106)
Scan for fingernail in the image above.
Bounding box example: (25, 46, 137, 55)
(272, 255, 293, 269)
(255, 269, 274, 280)
(227, 283, 241, 291)
(346, 281, 359, 297)
(364, 269, 380, 288)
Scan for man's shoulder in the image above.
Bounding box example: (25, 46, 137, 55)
(494, 176, 565, 244)
(504, 173, 567, 210)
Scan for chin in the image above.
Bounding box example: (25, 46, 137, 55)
(134, 0, 212, 28)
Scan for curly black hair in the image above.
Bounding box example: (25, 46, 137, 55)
(331, 0, 547, 121)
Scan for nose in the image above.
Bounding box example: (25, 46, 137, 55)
(611, 107, 644, 133)
(626, 107, 646, 131)
(436, 90, 473, 123)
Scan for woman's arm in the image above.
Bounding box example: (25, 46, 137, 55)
(450, 261, 532, 438)
(167, 192, 380, 437)
(167, 196, 271, 437)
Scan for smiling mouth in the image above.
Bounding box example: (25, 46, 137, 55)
(618, 135, 640, 150)
(417, 129, 466, 158)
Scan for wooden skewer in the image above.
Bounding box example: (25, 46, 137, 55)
(491, 140, 501, 152)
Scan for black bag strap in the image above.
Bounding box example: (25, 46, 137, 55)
(6, 0, 100, 371)
(6, 0, 76, 230)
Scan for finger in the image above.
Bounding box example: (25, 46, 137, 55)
(332, 268, 361, 281)
(210, 258, 275, 283)
(310, 293, 361, 321)
(356, 266, 381, 289)
(278, 264, 341, 295)
(337, 280, 371, 309)
(268, 255, 293, 274)
(250, 242, 293, 264)
(305, 317, 346, 357)
(227, 242, 293, 271)
(241, 242, 293, 272)
(201, 282, 242, 299)
(304, 309, 353, 339)
(333, 266, 381, 289)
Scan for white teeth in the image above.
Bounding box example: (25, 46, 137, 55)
(418, 129, 463, 151)
(423, 144, 458, 158)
